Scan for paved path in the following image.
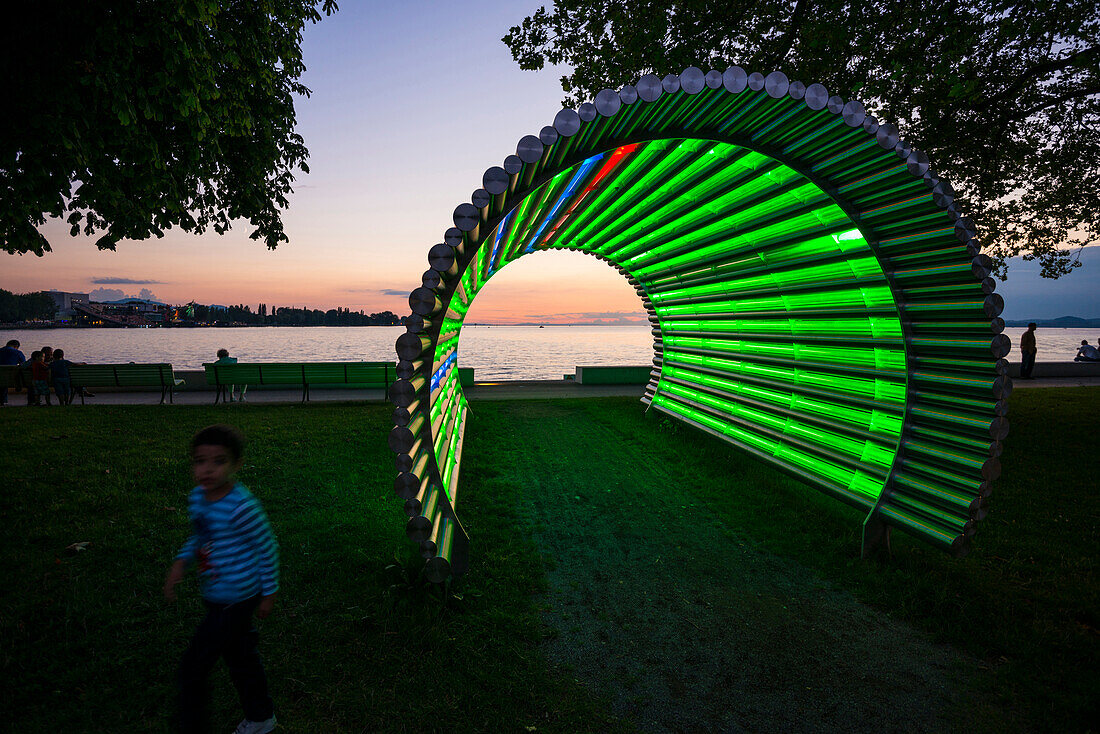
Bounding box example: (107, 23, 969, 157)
(3, 375, 1094, 407)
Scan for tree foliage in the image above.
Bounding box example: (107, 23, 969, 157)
(1, 0, 337, 256)
(504, 0, 1100, 278)
(0, 290, 58, 323)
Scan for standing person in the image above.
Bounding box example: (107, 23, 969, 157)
(164, 425, 280, 734)
(49, 348, 74, 404)
(1019, 323, 1038, 379)
(0, 339, 25, 406)
(29, 351, 51, 406)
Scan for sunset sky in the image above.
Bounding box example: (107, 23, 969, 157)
(2, 1, 1096, 323)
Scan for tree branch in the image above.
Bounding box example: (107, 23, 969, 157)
(1006, 82, 1100, 123)
(973, 45, 1098, 112)
(770, 0, 810, 64)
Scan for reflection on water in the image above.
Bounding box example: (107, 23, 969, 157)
(2, 325, 1094, 380)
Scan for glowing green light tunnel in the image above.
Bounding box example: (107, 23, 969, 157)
(389, 67, 1009, 582)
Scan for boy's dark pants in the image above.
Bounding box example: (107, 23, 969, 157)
(178, 595, 273, 732)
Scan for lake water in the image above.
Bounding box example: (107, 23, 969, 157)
(3, 325, 1095, 380)
(0, 325, 656, 381)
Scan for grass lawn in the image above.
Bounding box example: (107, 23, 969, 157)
(0, 387, 1096, 732)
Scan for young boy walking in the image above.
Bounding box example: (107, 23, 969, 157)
(165, 425, 280, 733)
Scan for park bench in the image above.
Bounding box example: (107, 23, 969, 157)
(573, 365, 653, 385)
(0, 365, 22, 391)
(203, 361, 395, 403)
(68, 363, 184, 404)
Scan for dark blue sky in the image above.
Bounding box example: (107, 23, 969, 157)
(996, 246, 1099, 319)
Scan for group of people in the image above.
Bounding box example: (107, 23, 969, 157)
(0, 339, 85, 406)
(1016, 324, 1100, 379)
(1075, 339, 1100, 363)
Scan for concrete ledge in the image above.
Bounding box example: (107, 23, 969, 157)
(1006, 361, 1100, 378)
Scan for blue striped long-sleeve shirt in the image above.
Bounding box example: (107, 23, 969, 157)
(177, 483, 280, 604)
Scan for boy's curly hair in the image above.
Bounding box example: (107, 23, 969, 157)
(190, 424, 246, 462)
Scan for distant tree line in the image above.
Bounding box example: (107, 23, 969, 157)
(185, 302, 401, 326)
(0, 289, 56, 322)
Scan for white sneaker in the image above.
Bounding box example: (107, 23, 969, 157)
(234, 715, 275, 734)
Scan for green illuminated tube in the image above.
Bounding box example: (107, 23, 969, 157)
(585, 162, 813, 258)
(447, 406, 467, 505)
(835, 164, 913, 200)
(892, 470, 984, 515)
(908, 422, 1002, 458)
(651, 398, 878, 511)
(570, 106, 602, 153)
(394, 449, 431, 499)
(810, 139, 883, 178)
(898, 455, 991, 498)
(404, 315, 433, 334)
(901, 436, 1000, 479)
(396, 359, 424, 380)
(778, 121, 867, 170)
(390, 375, 425, 408)
(909, 371, 1010, 399)
(888, 245, 985, 270)
(626, 220, 862, 282)
(884, 493, 974, 539)
(775, 115, 850, 159)
(551, 145, 729, 250)
(420, 511, 443, 558)
(910, 319, 1005, 337)
(656, 385, 891, 482)
(900, 277, 1000, 300)
(910, 390, 1009, 421)
(858, 194, 939, 226)
(643, 257, 889, 301)
(388, 410, 426, 454)
(424, 518, 456, 583)
(900, 454, 995, 498)
(393, 398, 421, 427)
(909, 401, 1008, 440)
(846, 172, 930, 206)
(875, 230, 965, 258)
(743, 97, 804, 142)
(551, 143, 714, 246)
(601, 187, 834, 265)
(662, 371, 900, 443)
(659, 345, 908, 389)
(409, 286, 442, 317)
(428, 243, 461, 279)
(406, 484, 440, 538)
(875, 503, 967, 555)
(660, 353, 907, 412)
(395, 437, 427, 477)
(396, 333, 433, 361)
(907, 335, 1010, 361)
(902, 296, 1004, 319)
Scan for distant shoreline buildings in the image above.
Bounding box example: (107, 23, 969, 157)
(0, 289, 403, 328)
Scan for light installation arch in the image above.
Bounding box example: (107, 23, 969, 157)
(389, 68, 1009, 582)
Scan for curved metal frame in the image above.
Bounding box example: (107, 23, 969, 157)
(390, 67, 1008, 582)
